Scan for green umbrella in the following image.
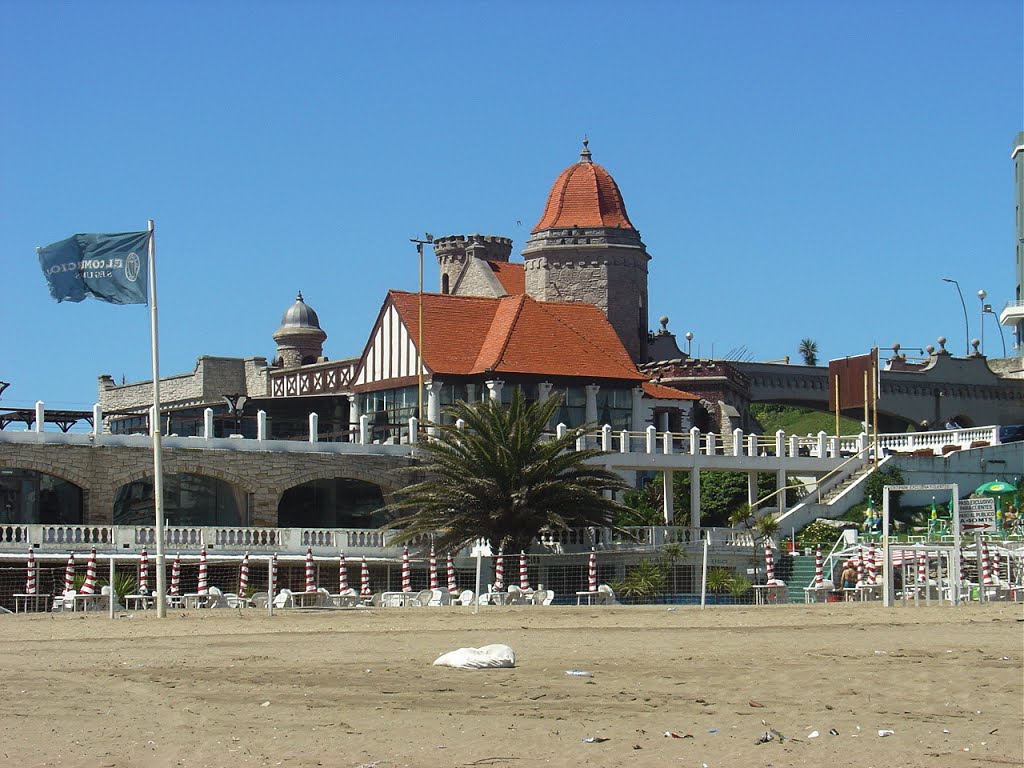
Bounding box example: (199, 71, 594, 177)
(974, 480, 1016, 495)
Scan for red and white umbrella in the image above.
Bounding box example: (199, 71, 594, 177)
(981, 541, 992, 586)
(80, 548, 98, 595)
(238, 551, 250, 598)
(25, 548, 36, 595)
(360, 556, 371, 597)
(139, 549, 150, 593)
(992, 551, 1001, 584)
(170, 553, 181, 595)
(867, 543, 878, 586)
(856, 546, 865, 585)
(917, 551, 927, 584)
(401, 547, 411, 592)
(429, 546, 438, 590)
(270, 553, 278, 593)
(197, 546, 209, 595)
(63, 552, 75, 595)
(493, 550, 504, 591)
(305, 547, 316, 592)
(587, 550, 597, 592)
(814, 545, 824, 587)
(446, 552, 458, 594)
(338, 551, 348, 593)
(764, 544, 776, 583)
(519, 550, 529, 591)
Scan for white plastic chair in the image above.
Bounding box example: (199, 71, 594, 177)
(207, 586, 231, 608)
(427, 588, 451, 606)
(273, 588, 294, 608)
(454, 589, 475, 606)
(596, 584, 618, 605)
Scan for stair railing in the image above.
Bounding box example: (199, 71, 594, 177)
(813, 444, 880, 504)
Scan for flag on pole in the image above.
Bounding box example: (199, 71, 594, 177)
(37, 231, 152, 304)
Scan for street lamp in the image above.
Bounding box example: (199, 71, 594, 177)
(410, 233, 433, 427)
(222, 393, 247, 436)
(684, 331, 693, 356)
(977, 290, 1007, 357)
(941, 278, 970, 355)
(0, 381, 8, 400)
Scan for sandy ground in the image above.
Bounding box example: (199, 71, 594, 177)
(0, 603, 1021, 768)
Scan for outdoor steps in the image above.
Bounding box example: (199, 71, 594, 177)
(819, 464, 874, 505)
(783, 554, 819, 603)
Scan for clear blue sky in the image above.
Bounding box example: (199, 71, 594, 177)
(2, 1, 1021, 414)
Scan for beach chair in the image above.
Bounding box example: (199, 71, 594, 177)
(331, 588, 360, 607)
(506, 585, 529, 605)
(453, 589, 475, 606)
(273, 589, 294, 608)
(206, 586, 231, 608)
(414, 589, 433, 607)
(595, 584, 618, 605)
(427, 588, 451, 606)
(250, 592, 269, 609)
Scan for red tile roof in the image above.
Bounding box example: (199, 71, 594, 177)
(487, 261, 525, 295)
(387, 290, 645, 381)
(533, 149, 635, 232)
(642, 381, 700, 401)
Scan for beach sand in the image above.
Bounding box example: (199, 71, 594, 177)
(0, 603, 1021, 768)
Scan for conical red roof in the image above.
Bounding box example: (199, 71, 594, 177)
(532, 141, 635, 233)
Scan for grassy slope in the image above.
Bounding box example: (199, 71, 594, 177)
(751, 403, 863, 436)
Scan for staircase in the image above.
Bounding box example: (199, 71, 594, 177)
(776, 456, 891, 532)
(783, 554, 819, 603)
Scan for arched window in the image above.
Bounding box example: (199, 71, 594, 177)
(278, 478, 387, 529)
(113, 473, 245, 527)
(0, 469, 82, 525)
(442, 274, 450, 294)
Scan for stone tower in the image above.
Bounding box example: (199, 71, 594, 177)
(522, 141, 651, 362)
(433, 234, 514, 295)
(272, 291, 327, 367)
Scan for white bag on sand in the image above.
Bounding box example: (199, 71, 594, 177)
(433, 644, 516, 669)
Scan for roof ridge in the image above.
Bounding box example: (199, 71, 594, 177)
(490, 295, 527, 370)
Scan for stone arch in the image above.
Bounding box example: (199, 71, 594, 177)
(0, 455, 91, 491)
(108, 461, 254, 495)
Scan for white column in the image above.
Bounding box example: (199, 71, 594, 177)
(646, 425, 657, 453)
(257, 410, 267, 441)
(630, 387, 645, 431)
(359, 413, 370, 444)
(658, 410, 670, 432)
(748, 472, 759, 508)
(817, 431, 828, 458)
(466, 383, 478, 403)
(601, 424, 612, 451)
(426, 381, 441, 437)
(662, 430, 673, 454)
(747, 433, 758, 457)
(776, 430, 785, 457)
(35, 401, 45, 433)
(408, 416, 418, 444)
(690, 467, 701, 536)
(204, 407, 214, 438)
(663, 470, 674, 525)
(776, 468, 786, 514)
(537, 381, 553, 403)
(485, 380, 504, 402)
(585, 384, 600, 425)
(92, 404, 103, 439)
(148, 405, 155, 437)
(732, 428, 743, 456)
(689, 426, 700, 455)
(309, 412, 319, 443)
(348, 395, 360, 443)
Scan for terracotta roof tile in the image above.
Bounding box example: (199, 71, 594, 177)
(387, 290, 645, 381)
(487, 261, 525, 295)
(533, 157, 635, 233)
(642, 381, 700, 400)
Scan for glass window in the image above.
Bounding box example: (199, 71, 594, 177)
(0, 469, 83, 525)
(113, 473, 245, 527)
(278, 478, 388, 529)
(597, 388, 632, 430)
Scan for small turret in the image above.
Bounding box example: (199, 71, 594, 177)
(272, 291, 327, 367)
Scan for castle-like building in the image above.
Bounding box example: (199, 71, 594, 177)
(99, 142, 698, 442)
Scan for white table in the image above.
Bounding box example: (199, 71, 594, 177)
(182, 593, 210, 609)
(378, 591, 418, 608)
(124, 594, 155, 610)
(576, 591, 599, 605)
(13, 593, 50, 613)
(751, 585, 787, 605)
(71, 593, 105, 612)
(290, 591, 326, 608)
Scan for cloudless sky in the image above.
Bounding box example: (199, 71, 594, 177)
(2, 1, 1021, 414)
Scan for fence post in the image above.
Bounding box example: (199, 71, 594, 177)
(732, 428, 743, 456)
(309, 413, 319, 443)
(257, 410, 267, 441)
(690, 426, 700, 455)
(359, 414, 370, 445)
(93, 404, 103, 439)
(601, 424, 612, 452)
(646, 425, 656, 454)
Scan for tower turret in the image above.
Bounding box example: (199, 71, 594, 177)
(272, 291, 327, 367)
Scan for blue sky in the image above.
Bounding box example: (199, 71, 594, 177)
(2, 1, 1021, 414)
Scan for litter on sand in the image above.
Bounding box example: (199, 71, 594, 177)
(433, 644, 515, 669)
(878, 729, 895, 737)
(582, 737, 609, 743)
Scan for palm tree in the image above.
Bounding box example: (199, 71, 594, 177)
(798, 338, 819, 366)
(384, 389, 629, 555)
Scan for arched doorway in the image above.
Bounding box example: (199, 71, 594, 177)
(278, 478, 388, 529)
(113, 473, 246, 527)
(0, 469, 83, 524)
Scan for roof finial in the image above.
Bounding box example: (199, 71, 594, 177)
(296, 291, 304, 302)
(580, 135, 592, 163)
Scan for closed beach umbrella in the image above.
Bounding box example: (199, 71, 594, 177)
(305, 547, 316, 592)
(338, 551, 348, 593)
(360, 557, 371, 597)
(447, 552, 458, 594)
(992, 551, 1001, 584)
(981, 541, 992, 586)
(197, 547, 209, 595)
(80, 548, 98, 595)
(917, 551, 927, 585)
(814, 546, 823, 587)
(764, 544, 776, 583)
(238, 551, 250, 598)
(401, 547, 411, 592)
(26, 548, 36, 595)
(519, 550, 529, 591)
(856, 546, 865, 585)
(588, 550, 597, 592)
(429, 546, 439, 590)
(867, 543, 878, 585)
(494, 550, 504, 591)
(270, 553, 278, 593)
(170, 553, 181, 595)
(63, 552, 75, 595)
(139, 549, 149, 593)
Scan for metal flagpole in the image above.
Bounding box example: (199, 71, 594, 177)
(148, 220, 168, 618)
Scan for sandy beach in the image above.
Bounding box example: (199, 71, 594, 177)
(0, 603, 1021, 768)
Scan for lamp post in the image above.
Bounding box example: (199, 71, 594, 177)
(0, 381, 8, 400)
(410, 234, 433, 427)
(977, 289, 986, 354)
(978, 294, 1007, 357)
(685, 331, 693, 356)
(942, 277, 969, 355)
(222, 393, 247, 436)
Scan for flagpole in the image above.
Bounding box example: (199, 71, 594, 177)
(148, 220, 167, 618)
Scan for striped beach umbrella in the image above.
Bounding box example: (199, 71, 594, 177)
(270, 553, 278, 593)
(360, 556, 371, 597)
(814, 545, 823, 587)
(981, 541, 993, 586)
(25, 548, 36, 595)
(197, 547, 209, 595)
(519, 550, 529, 591)
(493, 550, 504, 591)
(338, 551, 348, 593)
(917, 551, 927, 585)
(401, 547, 411, 592)
(170, 553, 181, 595)
(80, 548, 98, 595)
(867, 543, 878, 585)
(139, 549, 149, 593)
(588, 550, 597, 592)
(447, 552, 458, 594)
(63, 552, 75, 595)
(238, 551, 250, 598)
(305, 547, 316, 592)
(764, 544, 776, 583)
(992, 550, 1001, 584)
(429, 546, 438, 590)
